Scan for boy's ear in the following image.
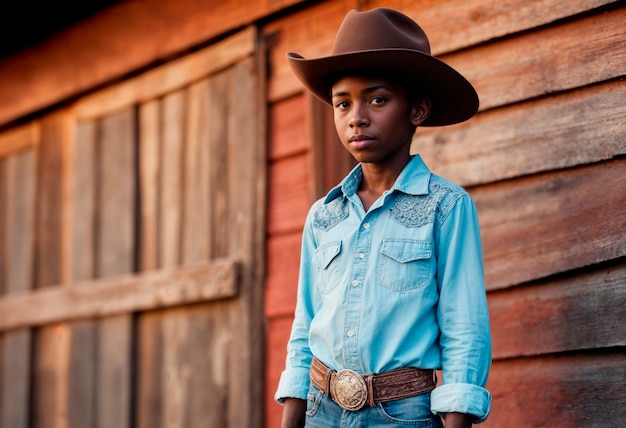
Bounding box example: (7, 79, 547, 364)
(410, 98, 431, 126)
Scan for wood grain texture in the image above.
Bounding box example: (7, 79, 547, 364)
(0, 149, 37, 428)
(269, 94, 308, 160)
(265, 232, 302, 318)
(33, 112, 70, 428)
(95, 107, 136, 428)
(181, 79, 211, 264)
(443, 7, 626, 111)
(0, 0, 298, 126)
(138, 100, 161, 272)
(267, 154, 311, 235)
(476, 159, 626, 290)
(0, 261, 238, 332)
(484, 352, 626, 427)
(0, 123, 39, 157)
(72, 27, 256, 122)
(489, 260, 626, 359)
(416, 80, 626, 186)
(364, 0, 617, 54)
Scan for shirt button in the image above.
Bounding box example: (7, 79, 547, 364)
(347, 330, 354, 337)
(351, 280, 359, 287)
(358, 252, 365, 259)
(363, 223, 370, 229)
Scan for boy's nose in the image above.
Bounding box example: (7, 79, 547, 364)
(349, 104, 369, 128)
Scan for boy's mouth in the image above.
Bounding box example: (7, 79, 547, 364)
(348, 134, 375, 149)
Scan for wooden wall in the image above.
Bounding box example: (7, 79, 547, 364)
(263, 0, 626, 427)
(0, 28, 266, 428)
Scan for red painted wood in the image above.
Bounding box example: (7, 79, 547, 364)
(267, 154, 311, 235)
(269, 95, 308, 161)
(265, 232, 302, 318)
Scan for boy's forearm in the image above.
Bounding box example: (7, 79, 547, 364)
(444, 412, 473, 428)
(280, 398, 306, 428)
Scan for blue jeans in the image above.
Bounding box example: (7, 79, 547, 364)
(305, 385, 444, 427)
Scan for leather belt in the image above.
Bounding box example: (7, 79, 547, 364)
(310, 357, 435, 411)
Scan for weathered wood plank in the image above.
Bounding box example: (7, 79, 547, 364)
(226, 55, 266, 428)
(68, 119, 98, 428)
(365, 0, 617, 54)
(33, 112, 70, 428)
(181, 79, 211, 264)
(138, 100, 161, 272)
(267, 154, 311, 235)
(489, 260, 626, 359)
(444, 7, 626, 111)
(135, 312, 164, 428)
(265, 232, 302, 318)
(73, 27, 256, 122)
(95, 107, 136, 428)
(0, 149, 37, 428)
(475, 158, 626, 290)
(0, 260, 239, 332)
(159, 91, 185, 268)
(416, 80, 626, 186)
(0, 123, 39, 158)
(269, 94, 308, 160)
(485, 352, 626, 427)
(206, 71, 231, 260)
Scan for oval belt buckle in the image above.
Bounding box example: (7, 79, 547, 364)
(331, 369, 368, 411)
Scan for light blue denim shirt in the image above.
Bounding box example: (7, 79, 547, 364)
(275, 155, 492, 422)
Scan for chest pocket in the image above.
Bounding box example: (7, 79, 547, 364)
(312, 240, 342, 294)
(378, 239, 432, 291)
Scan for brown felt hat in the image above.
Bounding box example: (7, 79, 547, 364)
(286, 8, 479, 126)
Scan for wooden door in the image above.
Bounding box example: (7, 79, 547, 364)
(0, 27, 265, 428)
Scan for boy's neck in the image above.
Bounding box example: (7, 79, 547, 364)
(357, 156, 411, 210)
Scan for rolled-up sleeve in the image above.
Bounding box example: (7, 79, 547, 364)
(431, 194, 492, 423)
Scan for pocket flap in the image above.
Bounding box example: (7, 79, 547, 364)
(313, 241, 342, 269)
(381, 239, 432, 263)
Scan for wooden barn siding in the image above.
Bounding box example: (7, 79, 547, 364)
(0, 26, 266, 428)
(263, 1, 625, 427)
(0, 0, 305, 128)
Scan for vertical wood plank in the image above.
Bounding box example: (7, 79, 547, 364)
(136, 98, 164, 428)
(135, 311, 164, 428)
(0, 149, 37, 428)
(67, 120, 98, 428)
(138, 100, 161, 272)
(96, 107, 136, 428)
(226, 55, 265, 428)
(33, 112, 70, 428)
(206, 72, 231, 260)
(159, 91, 185, 268)
(182, 79, 211, 264)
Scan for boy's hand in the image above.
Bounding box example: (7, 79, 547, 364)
(280, 398, 306, 428)
(444, 412, 473, 428)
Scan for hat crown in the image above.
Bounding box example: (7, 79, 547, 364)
(332, 8, 431, 56)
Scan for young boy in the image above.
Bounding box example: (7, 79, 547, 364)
(275, 8, 492, 428)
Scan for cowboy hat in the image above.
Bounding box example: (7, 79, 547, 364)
(286, 8, 479, 126)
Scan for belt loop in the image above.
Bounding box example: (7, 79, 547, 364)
(366, 375, 375, 407)
(325, 366, 333, 397)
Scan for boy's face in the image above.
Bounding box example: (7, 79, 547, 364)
(331, 75, 429, 167)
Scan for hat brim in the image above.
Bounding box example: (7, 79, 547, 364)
(287, 49, 478, 127)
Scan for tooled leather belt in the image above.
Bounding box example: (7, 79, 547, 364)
(309, 357, 436, 411)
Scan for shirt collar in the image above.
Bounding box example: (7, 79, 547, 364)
(323, 155, 432, 203)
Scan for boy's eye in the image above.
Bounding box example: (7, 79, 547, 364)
(334, 101, 350, 109)
(370, 96, 386, 105)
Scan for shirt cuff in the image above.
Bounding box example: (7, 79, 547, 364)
(274, 367, 311, 404)
(430, 383, 492, 423)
